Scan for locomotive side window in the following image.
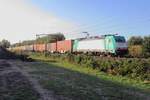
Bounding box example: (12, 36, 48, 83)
(115, 36, 125, 43)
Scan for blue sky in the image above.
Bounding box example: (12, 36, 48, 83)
(0, 0, 150, 43)
(30, 0, 150, 37)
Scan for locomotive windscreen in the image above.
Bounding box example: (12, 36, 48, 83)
(114, 36, 126, 43)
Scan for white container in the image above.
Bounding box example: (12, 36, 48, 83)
(76, 38, 105, 52)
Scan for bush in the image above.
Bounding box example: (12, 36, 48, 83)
(128, 45, 143, 57)
(128, 36, 150, 57)
(74, 55, 82, 64)
(143, 36, 150, 54)
(43, 53, 149, 81)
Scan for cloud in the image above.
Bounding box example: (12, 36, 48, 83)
(0, 0, 76, 43)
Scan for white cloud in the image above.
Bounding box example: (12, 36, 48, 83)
(0, 0, 76, 43)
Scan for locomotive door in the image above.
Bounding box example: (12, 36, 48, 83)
(105, 37, 115, 53)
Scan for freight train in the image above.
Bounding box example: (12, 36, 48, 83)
(11, 35, 128, 55)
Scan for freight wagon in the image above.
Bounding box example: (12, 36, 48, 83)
(34, 44, 46, 52)
(25, 45, 34, 51)
(57, 40, 73, 53)
(11, 46, 25, 51)
(46, 40, 73, 53)
(47, 43, 57, 53)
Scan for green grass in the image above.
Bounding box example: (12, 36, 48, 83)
(0, 72, 39, 100)
(26, 54, 150, 100)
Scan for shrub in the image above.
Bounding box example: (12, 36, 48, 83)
(39, 53, 150, 81)
(74, 55, 82, 64)
(128, 45, 143, 57)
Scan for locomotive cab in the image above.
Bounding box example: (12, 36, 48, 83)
(114, 36, 128, 55)
(105, 35, 128, 55)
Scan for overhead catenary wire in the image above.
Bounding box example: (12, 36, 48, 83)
(66, 16, 150, 36)
(36, 15, 150, 39)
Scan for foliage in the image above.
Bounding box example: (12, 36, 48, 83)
(36, 33, 65, 44)
(128, 45, 143, 57)
(21, 56, 150, 100)
(0, 39, 11, 48)
(42, 53, 150, 81)
(128, 36, 150, 57)
(143, 36, 150, 55)
(30, 53, 150, 100)
(12, 40, 35, 47)
(128, 36, 143, 46)
(22, 40, 35, 45)
(12, 33, 65, 46)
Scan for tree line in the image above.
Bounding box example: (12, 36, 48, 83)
(0, 39, 10, 48)
(128, 36, 150, 57)
(11, 33, 65, 47)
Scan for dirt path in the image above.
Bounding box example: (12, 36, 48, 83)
(0, 59, 57, 100)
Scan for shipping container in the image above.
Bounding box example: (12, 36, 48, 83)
(21, 46, 26, 51)
(25, 45, 34, 51)
(47, 43, 57, 53)
(57, 40, 73, 53)
(34, 44, 46, 52)
(73, 38, 105, 52)
(13, 46, 24, 51)
(46, 43, 51, 52)
(73, 35, 128, 54)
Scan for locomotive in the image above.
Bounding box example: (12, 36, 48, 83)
(11, 34, 128, 55)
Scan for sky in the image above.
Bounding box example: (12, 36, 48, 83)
(0, 0, 150, 43)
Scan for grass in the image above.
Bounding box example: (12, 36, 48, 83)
(0, 72, 39, 100)
(26, 54, 150, 100)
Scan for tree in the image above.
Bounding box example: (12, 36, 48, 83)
(22, 40, 35, 45)
(0, 39, 11, 48)
(11, 33, 66, 46)
(128, 36, 143, 46)
(143, 36, 150, 54)
(36, 33, 65, 44)
(128, 45, 143, 57)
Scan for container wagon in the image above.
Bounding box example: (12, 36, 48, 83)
(25, 45, 34, 51)
(47, 43, 57, 53)
(34, 44, 46, 52)
(57, 40, 73, 53)
(12, 46, 25, 51)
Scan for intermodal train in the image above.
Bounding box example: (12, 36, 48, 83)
(11, 35, 128, 55)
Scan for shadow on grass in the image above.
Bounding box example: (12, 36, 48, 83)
(39, 59, 57, 63)
(30, 59, 150, 100)
(0, 47, 35, 62)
